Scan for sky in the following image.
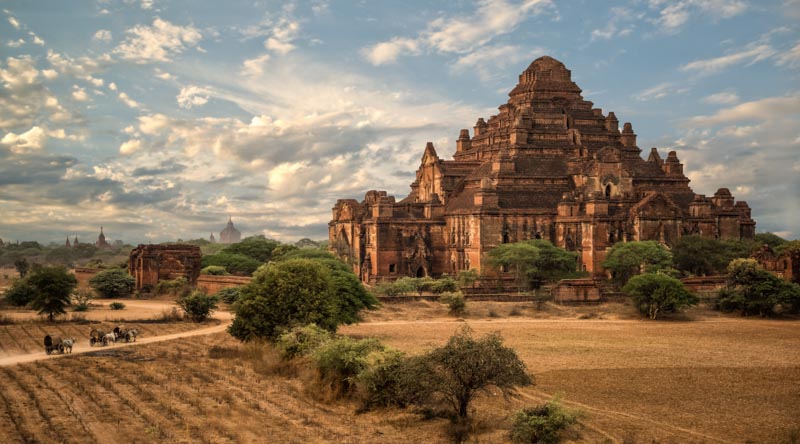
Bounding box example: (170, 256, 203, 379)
(0, 0, 798, 245)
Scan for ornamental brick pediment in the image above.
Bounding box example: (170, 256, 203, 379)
(630, 192, 683, 219)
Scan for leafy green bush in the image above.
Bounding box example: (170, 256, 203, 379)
(357, 349, 425, 410)
(229, 259, 340, 341)
(311, 336, 385, 396)
(89, 268, 135, 298)
(510, 398, 580, 444)
(200, 265, 230, 276)
(4, 278, 35, 306)
(72, 290, 93, 311)
(622, 273, 698, 320)
(109, 302, 126, 310)
(439, 291, 466, 315)
(156, 277, 189, 296)
(178, 290, 220, 322)
(430, 277, 459, 294)
(201, 252, 261, 276)
(602, 241, 673, 287)
(717, 258, 800, 316)
(216, 286, 241, 305)
(276, 324, 332, 360)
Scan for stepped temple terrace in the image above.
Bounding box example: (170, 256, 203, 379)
(329, 56, 756, 285)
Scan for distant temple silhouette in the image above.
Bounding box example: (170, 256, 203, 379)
(219, 217, 241, 244)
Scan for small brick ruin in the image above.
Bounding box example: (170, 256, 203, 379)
(129, 244, 202, 291)
(330, 56, 756, 287)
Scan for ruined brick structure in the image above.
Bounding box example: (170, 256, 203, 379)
(128, 244, 202, 291)
(330, 56, 756, 285)
(752, 245, 799, 284)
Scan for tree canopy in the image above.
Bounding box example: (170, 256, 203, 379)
(602, 241, 673, 286)
(672, 235, 755, 276)
(488, 240, 579, 291)
(26, 266, 78, 321)
(716, 258, 800, 316)
(89, 268, 135, 298)
(221, 235, 281, 263)
(229, 259, 341, 341)
(623, 273, 698, 319)
(200, 252, 261, 276)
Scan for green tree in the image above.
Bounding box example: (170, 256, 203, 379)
(414, 326, 532, 421)
(4, 278, 36, 306)
(717, 258, 800, 316)
(14, 258, 30, 277)
(489, 240, 579, 292)
(456, 268, 479, 289)
(216, 286, 241, 304)
(26, 266, 78, 321)
(201, 252, 261, 276)
(488, 242, 541, 292)
(754, 232, 787, 250)
(622, 273, 698, 319)
(200, 265, 230, 275)
(89, 268, 135, 298)
(510, 397, 581, 444)
(672, 235, 754, 276)
(178, 289, 220, 322)
(275, 248, 378, 324)
(222, 235, 281, 262)
(776, 240, 800, 255)
(602, 241, 673, 286)
(229, 259, 340, 341)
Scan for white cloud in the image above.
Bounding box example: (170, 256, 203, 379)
(108, 82, 117, 91)
(46, 50, 111, 77)
(141, 0, 154, 10)
(264, 17, 300, 55)
(114, 18, 202, 63)
(41, 69, 58, 80)
(8, 16, 20, 29)
(119, 139, 142, 155)
(176, 85, 211, 109)
(362, 0, 554, 65)
(118, 92, 140, 108)
(702, 91, 739, 105)
(453, 45, 547, 81)
(650, 0, 746, 33)
(590, 7, 636, 41)
(634, 82, 689, 101)
(361, 38, 420, 65)
(241, 53, 271, 76)
(688, 94, 800, 125)
(1, 126, 47, 152)
(72, 85, 89, 101)
(776, 40, 800, 68)
(93, 29, 112, 42)
(681, 44, 777, 75)
(155, 69, 173, 80)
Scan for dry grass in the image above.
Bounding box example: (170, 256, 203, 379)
(0, 300, 797, 443)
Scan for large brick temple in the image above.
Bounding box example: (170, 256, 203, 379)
(329, 56, 755, 284)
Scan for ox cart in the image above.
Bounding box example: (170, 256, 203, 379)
(114, 326, 139, 343)
(89, 329, 107, 346)
(44, 335, 64, 355)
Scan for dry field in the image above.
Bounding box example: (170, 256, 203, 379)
(0, 301, 797, 443)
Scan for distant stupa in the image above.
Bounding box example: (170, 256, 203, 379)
(219, 217, 241, 244)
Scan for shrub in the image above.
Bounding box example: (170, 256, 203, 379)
(200, 265, 230, 276)
(430, 277, 459, 294)
(717, 259, 800, 316)
(602, 241, 673, 287)
(201, 252, 261, 276)
(622, 273, 698, 320)
(413, 326, 532, 422)
(4, 278, 36, 306)
(229, 259, 339, 341)
(357, 349, 427, 410)
(178, 290, 220, 322)
(216, 286, 241, 305)
(439, 291, 466, 315)
(89, 269, 135, 298)
(510, 398, 580, 444)
(72, 290, 93, 311)
(311, 336, 385, 396)
(109, 302, 126, 310)
(276, 324, 333, 360)
(156, 277, 189, 296)
(27, 266, 78, 321)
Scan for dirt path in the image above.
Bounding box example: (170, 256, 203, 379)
(0, 313, 232, 368)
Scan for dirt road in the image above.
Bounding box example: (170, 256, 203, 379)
(0, 300, 233, 367)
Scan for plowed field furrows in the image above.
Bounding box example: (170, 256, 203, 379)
(0, 321, 201, 356)
(0, 303, 798, 443)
